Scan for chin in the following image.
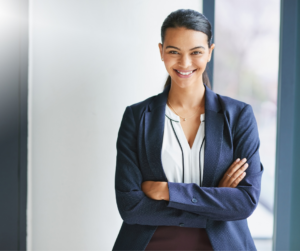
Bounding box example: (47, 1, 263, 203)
(171, 76, 202, 89)
(172, 80, 194, 89)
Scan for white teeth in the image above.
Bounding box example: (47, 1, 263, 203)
(177, 70, 194, 75)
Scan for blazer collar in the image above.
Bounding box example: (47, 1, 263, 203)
(144, 83, 224, 187)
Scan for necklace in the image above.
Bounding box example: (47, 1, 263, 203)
(167, 100, 201, 121)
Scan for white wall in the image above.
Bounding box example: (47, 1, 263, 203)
(28, 0, 202, 249)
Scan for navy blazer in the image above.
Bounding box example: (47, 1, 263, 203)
(113, 84, 263, 251)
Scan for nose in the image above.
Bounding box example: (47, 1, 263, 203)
(178, 54, 192, 68)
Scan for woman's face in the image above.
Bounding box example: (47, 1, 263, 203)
(159, 27, 215, 89)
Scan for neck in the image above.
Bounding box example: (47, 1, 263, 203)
(167, 81, 205, 110)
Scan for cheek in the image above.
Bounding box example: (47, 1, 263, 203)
(163, 57, 176, 73)
(163, 56, 174, 67)
(193, 57, 207, 68)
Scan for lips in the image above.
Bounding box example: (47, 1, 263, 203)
(174, 69, 197, 77)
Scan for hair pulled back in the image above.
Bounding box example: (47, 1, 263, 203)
(161, 9, 213, 90)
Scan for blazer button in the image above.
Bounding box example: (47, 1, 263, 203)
(191, 198, 198, 203)
(179, 223, 184, 227)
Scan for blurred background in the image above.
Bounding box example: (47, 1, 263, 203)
(1, 0, 295, 250)
(214, 0, 280, 249)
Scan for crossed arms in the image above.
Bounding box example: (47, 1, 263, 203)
(115, 105, 263, 227)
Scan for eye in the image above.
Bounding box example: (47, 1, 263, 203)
(169, 51, 179, 54)
(192, 51, 203, 55)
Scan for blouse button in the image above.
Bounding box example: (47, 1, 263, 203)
(191, 198, 198, 203)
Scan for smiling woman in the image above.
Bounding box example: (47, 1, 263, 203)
(160, 28, 213, 84)
(160, 11, 214, 91)
(113, 9, 263, 251)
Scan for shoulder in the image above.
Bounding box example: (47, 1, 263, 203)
(123, 92, 159, 123)
(214, 92, 257, 133)
(216, 93, 248, 115)
(215, 92, 255, 118)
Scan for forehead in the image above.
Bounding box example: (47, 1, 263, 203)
(164, 27, 208, 49)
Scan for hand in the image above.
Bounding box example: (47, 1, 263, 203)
(218, 158, 249, 188)
(141, 181, 170, 201)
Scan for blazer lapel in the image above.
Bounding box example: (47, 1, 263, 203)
(144, 85, 170, 181)
(202, 86, 224, 187)
(143, 84, 224, 186)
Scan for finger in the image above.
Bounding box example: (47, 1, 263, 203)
(224, 158, 243, 179)
(226, 162, 248, 187)
(230, 158, 241, 170)
(230, 158, 247, 173)
(230, 172, 246, 188)
(222, 158, 248, 185)
(221, 158, 240, 182)
(231, 163, 249, 180)
(227, 158, 247, 177)
(228, 164, 248, 187)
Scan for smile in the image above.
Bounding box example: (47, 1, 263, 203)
(174, 69, 197, 78)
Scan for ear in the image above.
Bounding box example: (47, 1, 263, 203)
(208, 43, 215, 62)
(158, 43, 163, 60)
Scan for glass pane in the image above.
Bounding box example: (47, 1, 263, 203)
(214, 0, 280, 250)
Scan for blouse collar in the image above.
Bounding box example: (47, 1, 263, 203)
(165, 104, 205, 123)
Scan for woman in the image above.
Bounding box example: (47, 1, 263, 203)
(112, 9, 263, 251)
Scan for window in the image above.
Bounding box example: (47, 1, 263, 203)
(214, 0, 280, 249)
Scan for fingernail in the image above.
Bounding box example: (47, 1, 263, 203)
(236, 158, 240, 162)
(243, 158, 247, 162)
(243, 172, 246, 176)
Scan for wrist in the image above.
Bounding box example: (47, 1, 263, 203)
(160, 182, 170, 201)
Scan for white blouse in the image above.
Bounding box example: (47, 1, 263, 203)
(161, 104, 205, 186)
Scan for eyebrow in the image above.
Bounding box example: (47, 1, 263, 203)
(165, 45, 205, 50)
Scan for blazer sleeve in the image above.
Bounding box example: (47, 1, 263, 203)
(166, 104, 264, 221)
(115, 106, 207, 227)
